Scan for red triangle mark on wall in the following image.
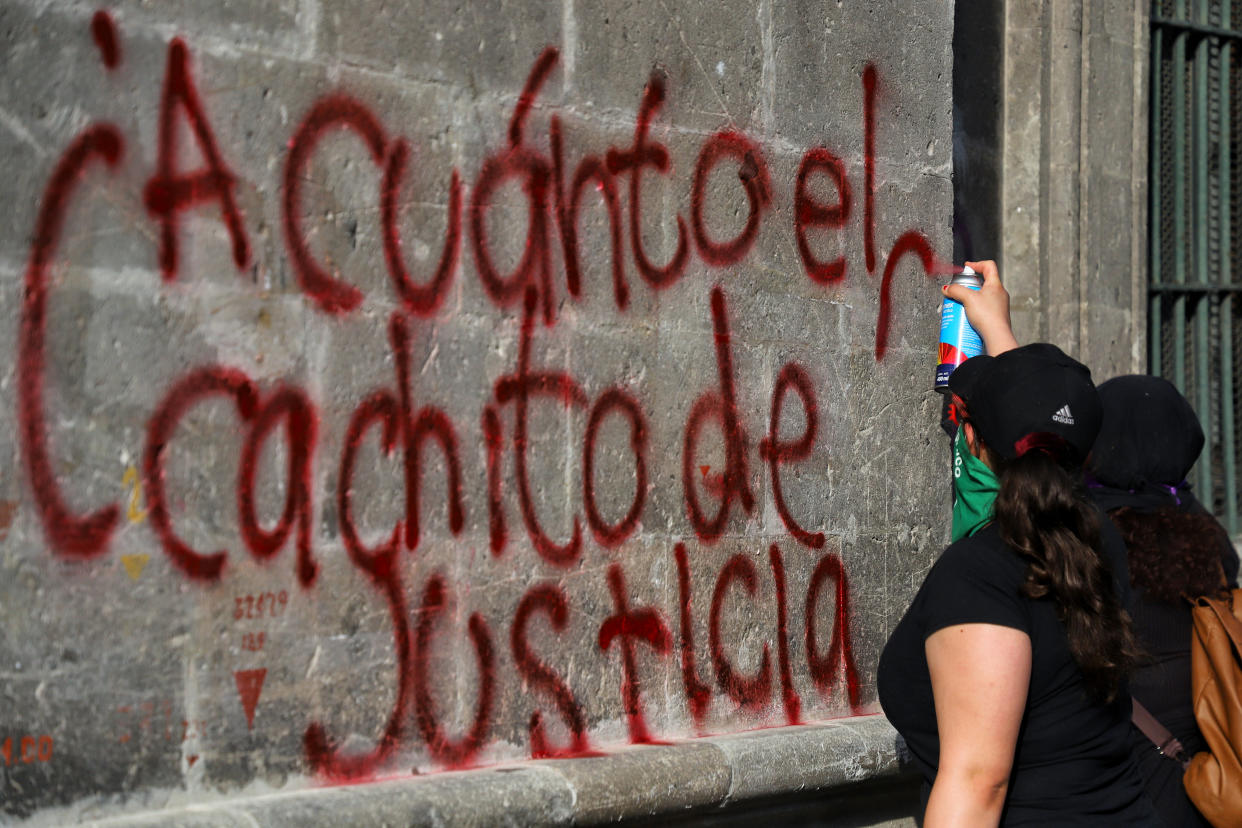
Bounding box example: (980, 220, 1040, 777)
(234, 668, 267, 730)
(187, 755, 199, 768)
(699, 465, 711, 478)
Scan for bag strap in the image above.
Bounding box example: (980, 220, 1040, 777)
(1194, 590, 1242, 654)
(1131, 697, 1189, 768)
(1135, 576, 1239, 771)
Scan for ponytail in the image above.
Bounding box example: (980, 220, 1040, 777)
(993, 450, 1142, 703)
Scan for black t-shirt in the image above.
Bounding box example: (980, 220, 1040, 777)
(877, 523, 1159, 825)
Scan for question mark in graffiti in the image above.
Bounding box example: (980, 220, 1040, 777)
(122, 466, 149, 524)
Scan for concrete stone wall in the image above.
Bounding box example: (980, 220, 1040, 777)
(0, 0, 953, 822)
(997, 0, 1149, 378)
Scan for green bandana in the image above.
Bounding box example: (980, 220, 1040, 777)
(951, 427, 1000, 541)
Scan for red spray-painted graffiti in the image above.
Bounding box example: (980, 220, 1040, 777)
(512, 583, 593, 759)
(413, 574, 496, 769)
(599, 562, 673, 745)
(682, 287, 757, 542)
(90, 10, 120, 69)
(795, 147, 850, 285)
(145, 38, 251, 282)
(17, 18, 950, 781)
(760, 363, 826, 550)
(710, 554, 773, 712)
(19, 123, 125, 560)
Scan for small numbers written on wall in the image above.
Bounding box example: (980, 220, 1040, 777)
(233, 591, 288, 622)
(2, 736, 53, 765)
(115, 700, 206, 745)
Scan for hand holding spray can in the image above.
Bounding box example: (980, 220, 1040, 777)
(934, 266, 984, 391)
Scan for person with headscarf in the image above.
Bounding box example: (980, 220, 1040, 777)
(1087, 374, 1240, 827)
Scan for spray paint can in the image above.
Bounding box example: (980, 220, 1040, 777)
(934, 266, 984, 391)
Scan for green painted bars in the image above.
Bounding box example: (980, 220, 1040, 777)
(1150, 0, 1241, 533)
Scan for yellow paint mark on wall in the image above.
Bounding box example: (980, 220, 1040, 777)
(122, 466, 149, 524)
(121, 553, 150, 581)
(0, 500, 16, 542)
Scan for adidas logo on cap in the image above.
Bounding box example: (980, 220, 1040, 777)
(1051, 405, 1075, 425)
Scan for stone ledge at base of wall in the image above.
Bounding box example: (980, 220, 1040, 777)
(81, 715, 916, 827)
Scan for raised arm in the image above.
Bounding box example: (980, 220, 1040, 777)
(943, 259, 1019, 355)
(923, 623, 1032, 828)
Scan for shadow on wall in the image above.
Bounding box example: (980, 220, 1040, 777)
(627, 773, 923, 827)
(952, 0, 1003, 265)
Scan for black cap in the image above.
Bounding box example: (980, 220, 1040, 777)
(1088, 374, 1203, 489)
(947, 343, 1102, 462)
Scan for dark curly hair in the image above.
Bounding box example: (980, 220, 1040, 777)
(1107, 506, 1230, 603)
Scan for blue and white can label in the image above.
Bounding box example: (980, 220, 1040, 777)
(935, 267, 984, 390)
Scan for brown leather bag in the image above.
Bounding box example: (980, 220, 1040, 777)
(1184, 586, 1242, 827)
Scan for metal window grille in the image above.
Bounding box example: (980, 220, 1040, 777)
(1150, 0, 1242, 534)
